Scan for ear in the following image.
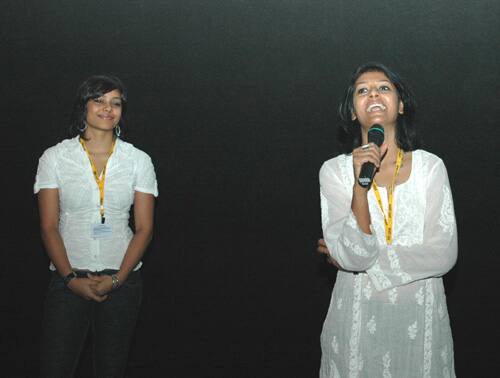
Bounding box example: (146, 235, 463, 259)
(398, 100, 404, 114)
(351, 112, 357, 121)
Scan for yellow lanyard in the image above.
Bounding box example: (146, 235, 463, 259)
(80, 138, 116, 224)
(372, 149, 404, 245)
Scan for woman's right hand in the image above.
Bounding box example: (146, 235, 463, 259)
(67, 278, 108, 302)
(352, 142, 388, 184)
(350, 142, 387, 234)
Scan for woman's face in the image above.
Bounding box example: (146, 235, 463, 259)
(85, 89, 123, 132)
(351, 71, 403, 131)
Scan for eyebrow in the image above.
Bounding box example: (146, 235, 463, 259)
(355, 80, 392, 86)
(98, 96, 122, 100)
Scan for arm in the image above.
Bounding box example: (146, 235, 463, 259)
(320, 142, 388, 271)
(317, 238, 342, 269)
(38, 189, 106, 301)
(365, 159, 457, 291)
(92, 191, 155, 294)
(38, 189, 72, 276)
(321, 156, 457, 290)
(320, 158, 380, 272)
(118, 191, 155, 282)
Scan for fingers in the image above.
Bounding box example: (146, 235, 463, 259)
(380, 142, 388, 156)
(86, 274, 112, 295)
(85, 284, 108, 301)
(317, 238, 327, 247)
(87, 273, 105, 282)
(327, 257, 341, 269)
(353, 143, 383, 169)
(94, 276, 113, 296)
(317, 238, 330, 255)
(95, 286, 108, 296)
(70, 277, 109, 302)
(317, 245, 330, 255)
(87, 291, 108, 302)
(316, 238, 342, 269)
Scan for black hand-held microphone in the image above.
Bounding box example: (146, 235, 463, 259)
(358, 124, 385, 188)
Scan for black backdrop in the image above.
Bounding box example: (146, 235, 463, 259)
(2, 0, 499, 377)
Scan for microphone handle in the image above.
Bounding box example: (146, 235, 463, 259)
(358, 162, 376, 188)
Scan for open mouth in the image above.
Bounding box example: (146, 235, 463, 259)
(367, 103, 386, 113)
(98, 114, 114, 120)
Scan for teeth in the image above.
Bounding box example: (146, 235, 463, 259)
(367, 103, 386, 112)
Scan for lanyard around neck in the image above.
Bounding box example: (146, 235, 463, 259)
(79, 138, 116, 224)
(372, 148, 404, 245)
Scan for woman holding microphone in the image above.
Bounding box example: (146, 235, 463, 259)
(318, 62, 457, 377)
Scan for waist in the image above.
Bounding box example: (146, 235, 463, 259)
(73, 268, 120, 277)
(60, 218, 131, 234)
(60, 211, 130, 223)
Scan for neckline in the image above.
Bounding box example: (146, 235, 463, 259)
(75, 135, 120, 152)
(372, 150, 416, 190)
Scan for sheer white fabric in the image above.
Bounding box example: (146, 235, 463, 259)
(34, 136, 158, 272)
(319, 150, 457, 378)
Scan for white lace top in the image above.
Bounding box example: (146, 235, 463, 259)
(34, 136, 158, 272)
(319, 150, 457, 378)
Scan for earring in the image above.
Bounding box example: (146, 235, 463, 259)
(78, 123, 88, 132)
(115, 125, 121, 137)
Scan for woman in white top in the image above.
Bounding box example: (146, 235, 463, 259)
(317, 62, 457, 377)
(35, 75, 158, 377)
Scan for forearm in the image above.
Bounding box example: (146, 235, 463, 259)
(366, 231, 457, 291)
(116, 228, 153, 282)
(351, 184, 372, 234)
(40, 227, 73, 276)
(325, 210, 380, 272)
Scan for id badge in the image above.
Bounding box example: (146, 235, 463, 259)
(91, 223, 113, 239)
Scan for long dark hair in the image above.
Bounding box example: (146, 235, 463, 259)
(69, 75, 128, 138)
(337, 62, 420, 153)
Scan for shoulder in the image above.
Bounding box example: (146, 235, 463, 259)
(319, 153, 352, 183)
(115, 139, 155, 166)
(412, 149, 450, 187)
(39, 137, 79, 161)
(413, 149, 446, 171)
(320, 153, 351, 172)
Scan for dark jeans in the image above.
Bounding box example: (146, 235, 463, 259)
(40, 270, 142, 378)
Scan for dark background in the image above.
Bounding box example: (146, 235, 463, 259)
(2, 0, 499, 377)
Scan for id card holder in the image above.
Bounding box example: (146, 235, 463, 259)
(91, 223, 113, 239)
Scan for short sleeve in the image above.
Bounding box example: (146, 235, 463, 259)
(134, 151, 159, 197)
(34, 148, 59, 194)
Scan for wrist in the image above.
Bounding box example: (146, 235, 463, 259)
(62, 271, 77, 286)
(111, 274, 120, 290)
(353, 183, 369, 196)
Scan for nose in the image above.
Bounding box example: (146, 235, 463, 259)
(102, 102, 112, 111)
(369, 87, 379, 97)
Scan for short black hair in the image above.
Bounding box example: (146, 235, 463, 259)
(69, 74, 127, 138)
(337, 62, 420, 153)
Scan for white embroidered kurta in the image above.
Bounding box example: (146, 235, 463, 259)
(319, 150, 457, 378)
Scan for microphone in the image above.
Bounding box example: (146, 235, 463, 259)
(358, 124, 385, 188)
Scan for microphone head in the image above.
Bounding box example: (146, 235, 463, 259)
(367, 124, 384, 147)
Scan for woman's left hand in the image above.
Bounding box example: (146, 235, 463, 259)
(317, 238, 342, 269)
(87, 273, 113, 296)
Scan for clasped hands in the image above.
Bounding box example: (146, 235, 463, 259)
(67, 273, 114, 302)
